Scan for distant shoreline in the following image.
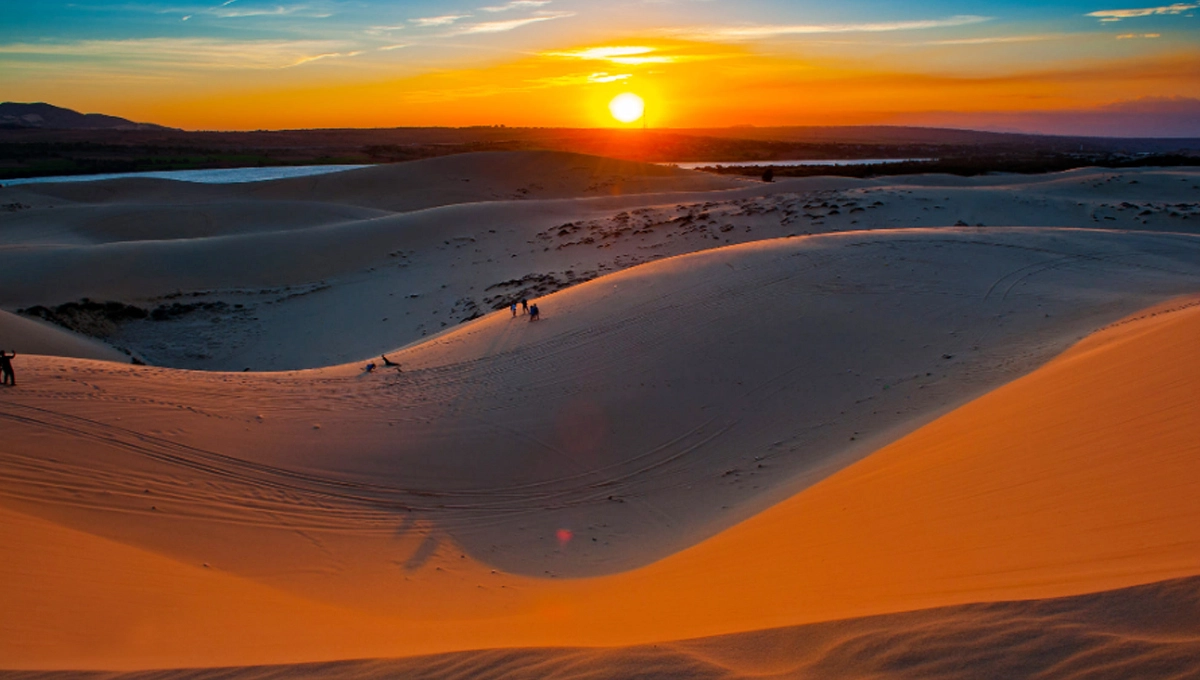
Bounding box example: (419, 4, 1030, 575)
(1, 164, 370, 187)
(665, 158, 936, 169)
(2, 125, 1196, 183)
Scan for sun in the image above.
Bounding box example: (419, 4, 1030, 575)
(609, 93, 645, 124)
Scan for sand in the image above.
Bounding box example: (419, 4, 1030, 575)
(0, 309, 129, 362)
(1, 153, 1199, 676)
(3, 154, 1197, 371)
(20, 576, 1199, 679)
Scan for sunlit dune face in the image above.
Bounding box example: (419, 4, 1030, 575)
(609, 93, 645, 124)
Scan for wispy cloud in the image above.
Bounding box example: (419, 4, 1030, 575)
(411, 14, 471, 27)
(479, 0, 551, 11)
(1087, 3, 1199, 21)
(587, 72, 632, 83)
(380, 43, 412, 51)
(921, 33, 1068, 46)
(287, 50, 363, 66)
(63, 1, 333, 20)
(544, 46, 675, 64)
(210, 3, 331, 19)
(1116, 32, 1163, 38)
(0, 38, 347, 71)
(669, 15, 992, 41)
(448, 11, 573, 34)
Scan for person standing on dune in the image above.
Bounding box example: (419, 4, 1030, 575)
(529, 303, 540, 321)
(521, 298, 529, 315)
(511, 302, 517, 317)
(0, 350, 15, 386)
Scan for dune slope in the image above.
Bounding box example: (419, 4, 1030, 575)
(0, 309, 128, 362)
(16, 575, 1199, 679)
(1, 233, 1199, 671)
(5, 151, 741, 214)
(2, 165, 1195, 371)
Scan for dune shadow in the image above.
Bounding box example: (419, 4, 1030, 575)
(402, 534, 441, 572)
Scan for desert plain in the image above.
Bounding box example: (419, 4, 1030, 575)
(1, 152, 1200, 678)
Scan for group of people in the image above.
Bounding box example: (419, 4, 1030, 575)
(510, 298, 541, 321)
(364, 299, 542, 374)
(0, 350, 15, 386)
(364, 354, 401, 373)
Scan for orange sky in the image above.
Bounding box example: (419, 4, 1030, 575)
(3, 1, 1199, 132)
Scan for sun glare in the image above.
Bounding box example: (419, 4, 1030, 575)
(609, 93, 645, 124)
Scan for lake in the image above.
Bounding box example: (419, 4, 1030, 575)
(1, 165, 371, 187)
(666, 159, 935, 170)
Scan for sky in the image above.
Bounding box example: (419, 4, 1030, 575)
(1, 0, 1198, 134)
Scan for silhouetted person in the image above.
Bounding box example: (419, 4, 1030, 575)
(510, 302, 517, 317)
(0, 350, 15, 386)
(365, 362, 377, 373)
(382, 354, 400, 367)
(529, 303, 540, 321)
(521, 298, 529, 315)
(762, 168, 774, 183)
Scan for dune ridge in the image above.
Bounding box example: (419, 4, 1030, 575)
(1, 245, 1199, 671)
(0, 310, 129, 362)
(8, 575, 1198, 679)
(2, 158, 1196, 371)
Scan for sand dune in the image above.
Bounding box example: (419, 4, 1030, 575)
(2, 157, 1199, 675)
(6, 151, 741, 214)
(0, 309, 129, 362)
(0, 201, 390, 246)
(2, 161, 1197, 371)
(1, 234, 1199, 671)
(22, 575, 1199, 679)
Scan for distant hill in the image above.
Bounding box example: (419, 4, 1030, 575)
(0, 102, 170, 131)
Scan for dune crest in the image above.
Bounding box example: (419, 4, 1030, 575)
(0, 309, 128, 362)
(1, 251, 1199, 670)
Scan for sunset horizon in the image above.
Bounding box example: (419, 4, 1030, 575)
(3, 1, 1199, 135)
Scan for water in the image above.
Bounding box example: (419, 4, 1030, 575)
(666, 158, 935, 170)
(1, 164, 371, 187)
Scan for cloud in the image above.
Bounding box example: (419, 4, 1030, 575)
(210, 4, 329, 19)
(411, 14, 471, 27)
(1086, 3, 1199, 21)
(0, 38, 348, 71)
(547, 46, 654, 59)
(543, 46, 676, 64)
(287, 50, 363, 67)
(588, 72, 632, 83)
(669, 15, 992, 41)
(448, 11, 573, 34)
(380, 43, 412, 51)
(66, 1, 333, 20)
(479, 0, 551, 11)
(1116, 32, 1163, 38)
(920, 33, 1069, 46)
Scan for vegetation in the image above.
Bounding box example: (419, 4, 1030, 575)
(0, 127, 1195, 181)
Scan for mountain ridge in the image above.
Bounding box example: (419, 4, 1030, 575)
(0, 102, 171, 131)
